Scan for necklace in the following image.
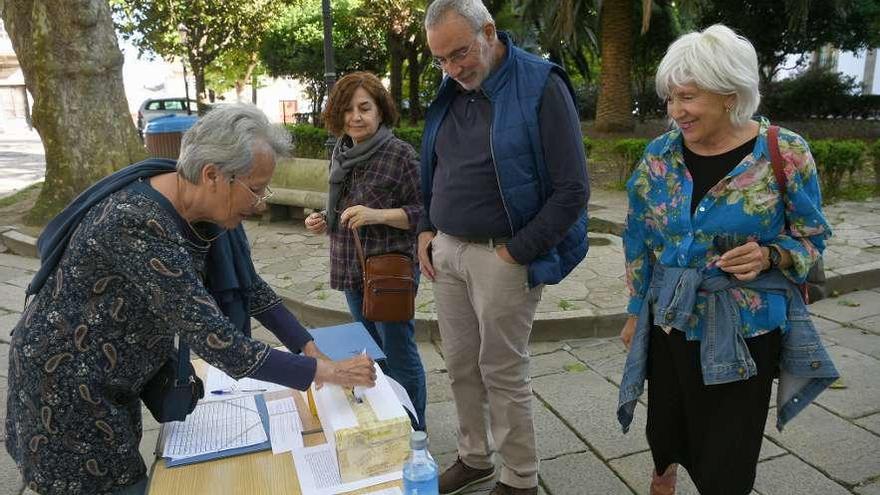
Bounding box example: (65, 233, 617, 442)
(175, 174, 222, 243)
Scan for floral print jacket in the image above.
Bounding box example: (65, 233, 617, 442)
(624, 117, 831, 339)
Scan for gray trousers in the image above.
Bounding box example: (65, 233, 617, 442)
(431, 232, 543, 489)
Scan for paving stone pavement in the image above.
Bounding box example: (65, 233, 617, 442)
(242, 191, 880, 340)
(0, 252, 877, 493)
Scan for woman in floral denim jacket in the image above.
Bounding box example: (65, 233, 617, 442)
(618, 25, 831, 495)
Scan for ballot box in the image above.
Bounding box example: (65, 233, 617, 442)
(312, 366, 412, 483)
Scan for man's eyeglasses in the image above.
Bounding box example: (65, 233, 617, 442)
(431, 37, 478, 70)
(231, 176, 274, 208)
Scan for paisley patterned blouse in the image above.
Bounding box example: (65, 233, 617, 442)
(5, 185, 279, 494)
(624, 117, 831, 339)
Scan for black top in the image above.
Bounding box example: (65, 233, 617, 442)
(684, 137, 757, 215)
(425, 72, 589, 263)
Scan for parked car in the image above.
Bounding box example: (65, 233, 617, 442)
(137, 97, 198, 136)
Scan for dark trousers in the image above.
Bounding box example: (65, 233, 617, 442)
(646, 325, 781, 495)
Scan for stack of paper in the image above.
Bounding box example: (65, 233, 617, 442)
(162, 396, 269, 463)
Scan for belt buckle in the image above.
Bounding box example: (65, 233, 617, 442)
(487, 238, 496, 249)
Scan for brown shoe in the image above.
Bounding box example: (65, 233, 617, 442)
(439, 458, 495, 495)
(489, 482, 538, 495)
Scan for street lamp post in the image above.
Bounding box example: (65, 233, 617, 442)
(321, 0, 337, 155)
(177, 23, 192, 116)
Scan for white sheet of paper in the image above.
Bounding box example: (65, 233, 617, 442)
(203, 365, 289, 402)
(362, 365, 407, 422)
(365, 488, 403, 495)
(267, 397, 303, 454)
(162, 396, 267, 460)
(290, 442, 402, 495)
(313, 383, 358, 435)
(384, 375, 417, 422)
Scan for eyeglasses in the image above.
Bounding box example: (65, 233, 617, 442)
(431, 37, 478, 70)
(231, 176, 274, 208)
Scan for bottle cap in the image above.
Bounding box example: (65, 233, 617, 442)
(410, 431, 428, 450)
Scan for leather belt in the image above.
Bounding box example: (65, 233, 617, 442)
(452, 235, 511, 248)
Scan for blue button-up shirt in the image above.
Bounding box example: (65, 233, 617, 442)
(623, 118, 831, 340)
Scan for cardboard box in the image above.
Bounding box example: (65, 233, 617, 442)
(312, 366, 411, 482)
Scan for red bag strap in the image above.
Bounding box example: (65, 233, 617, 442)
(768, 125, 786, 197)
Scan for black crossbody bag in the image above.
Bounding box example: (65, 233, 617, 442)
(140, 337, 204, 423)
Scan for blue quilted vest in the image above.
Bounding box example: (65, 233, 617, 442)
(420, 32, 588, 287)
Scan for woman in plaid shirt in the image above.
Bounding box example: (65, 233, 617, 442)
(304, 72, 427, 430)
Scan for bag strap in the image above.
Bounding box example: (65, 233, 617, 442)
(768, 125, 786, 197)
(352, 227, 367, 273)
(174, 335, 192, 386)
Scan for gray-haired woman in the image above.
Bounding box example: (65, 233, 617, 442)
(6, 104, 376, 495)
(617, 25, 837, 495)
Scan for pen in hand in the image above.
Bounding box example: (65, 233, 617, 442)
(210, 388, 267, 395)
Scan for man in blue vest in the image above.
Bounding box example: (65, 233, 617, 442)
(417, 1, 590, 494)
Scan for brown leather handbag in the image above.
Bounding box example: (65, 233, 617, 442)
(352, 228, 416, 322)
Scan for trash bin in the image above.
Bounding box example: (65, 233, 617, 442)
(144, 114, 199, 159)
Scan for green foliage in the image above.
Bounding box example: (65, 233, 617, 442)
(393, 126, 424, 152)
(111, 0, 285, 106)
(261, 0, 388, 114)
(287, 124, 330, 160)
(696, 0, 880, 82)
(611, 138, 650, 180)
(582, 137, 594, 155)
(810, 139, 868, 198)
(760, 69, 880, 120)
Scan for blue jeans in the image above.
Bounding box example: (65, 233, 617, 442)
(344, 279, 427, 430)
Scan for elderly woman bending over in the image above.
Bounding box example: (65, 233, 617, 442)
(616, 25, 838, 495)
(6, 104, 375, 495)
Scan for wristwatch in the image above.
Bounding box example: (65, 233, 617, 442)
(767, 245, 782, 270)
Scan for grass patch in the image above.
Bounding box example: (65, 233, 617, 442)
(0, 182, 42, 208)
(563, 363, 587, 373)
(558, 299, 576, 311)
(316, 291, 329, 301)
(836, 298, 860, 307)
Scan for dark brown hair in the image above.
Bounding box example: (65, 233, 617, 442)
(322, 72, 399, 136)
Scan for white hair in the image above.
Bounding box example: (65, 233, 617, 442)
(655, 24, 761, 127)
(425, 0, 494, 32)
(177, 103, 291, 183)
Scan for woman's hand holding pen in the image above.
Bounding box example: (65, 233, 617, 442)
(313, 354, 376, 389)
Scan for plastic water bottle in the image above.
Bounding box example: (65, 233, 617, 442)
(402, 431, 439, 495)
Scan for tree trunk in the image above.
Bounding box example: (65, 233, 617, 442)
(595, 0, 634, 132)
(388, 34, 405, 113)
(406, 46, 422, 125)
(234, 52, 259, 103)
(0, 0, 146, 225)
(192, 65, 210, 115)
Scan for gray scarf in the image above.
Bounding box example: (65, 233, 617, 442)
(326, 125, 393, 232)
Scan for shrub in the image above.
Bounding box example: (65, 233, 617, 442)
(810, 139, 867, 198)
(761, 69, 880, 120)
(611, 138, 650, 180)
(394, 126, 424, 152)
(286, 124, 329, 159)
(869, 139, 880, 191)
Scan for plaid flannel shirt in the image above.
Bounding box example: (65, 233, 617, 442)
(329, 136, 421, 291)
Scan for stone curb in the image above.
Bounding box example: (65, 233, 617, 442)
(0, 227, 37, 258)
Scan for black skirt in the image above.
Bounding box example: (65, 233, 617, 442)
(646, 325, 782, 495)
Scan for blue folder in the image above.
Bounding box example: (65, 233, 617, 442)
(310, 322, 387, 362)
(165, 394, 272, 467)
